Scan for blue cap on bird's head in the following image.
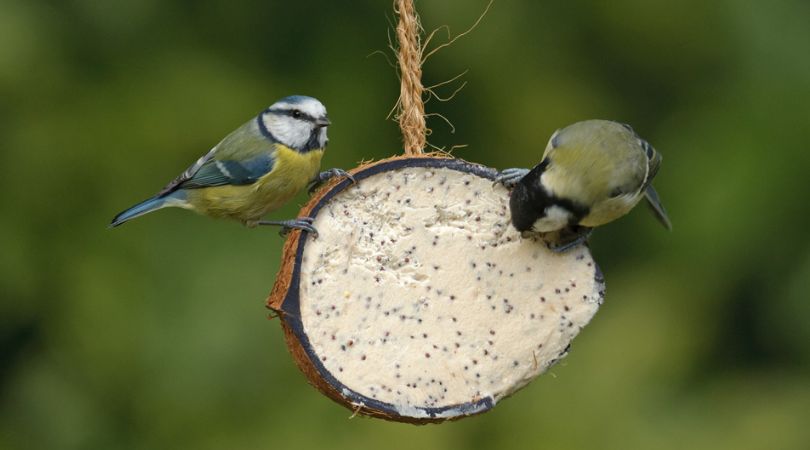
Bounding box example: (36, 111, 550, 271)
(278, 94, 316, 104)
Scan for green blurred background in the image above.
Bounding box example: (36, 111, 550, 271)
(2, 0, 809, 449)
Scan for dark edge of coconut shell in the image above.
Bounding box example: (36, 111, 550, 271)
(267, 155, 605, 423)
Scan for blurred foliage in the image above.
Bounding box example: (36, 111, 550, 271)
(1, 0, 809, 449)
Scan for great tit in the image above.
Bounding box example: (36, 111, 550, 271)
(496, 119, 671, 252)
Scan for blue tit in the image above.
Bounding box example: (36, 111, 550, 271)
(110, 95, 353, 235)
(496, 119, 671, 252)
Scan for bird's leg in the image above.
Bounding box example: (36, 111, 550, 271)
(308, 168, 356, 194)
(257, 217, 318, 238)
(494, 168, 530, 188)
(548, 226, 593, 253)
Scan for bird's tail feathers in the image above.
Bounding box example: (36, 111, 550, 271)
(644, 185, 672, 231)
(109, 191, 187, 227)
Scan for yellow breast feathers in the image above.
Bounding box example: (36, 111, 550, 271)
(187, 146, 323, 223)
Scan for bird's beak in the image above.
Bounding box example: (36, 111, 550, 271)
(315, 117, 331, 127)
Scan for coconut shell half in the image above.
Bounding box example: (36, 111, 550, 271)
(267, 155, 605, 423)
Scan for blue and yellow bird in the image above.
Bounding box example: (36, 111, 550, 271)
(110, 95, 352, 235)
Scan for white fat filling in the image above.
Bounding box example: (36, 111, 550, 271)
(299, 166, 602, 414)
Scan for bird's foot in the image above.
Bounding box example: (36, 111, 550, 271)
(308, 168, 356, 194)
(547, 226, 593, 253)
(257, 217, 318, 238)
(493, 168, 530, 188)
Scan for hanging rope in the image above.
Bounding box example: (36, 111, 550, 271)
(395, 0, 426, 155)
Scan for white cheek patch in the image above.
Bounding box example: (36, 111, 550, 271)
(263, 114, 311, 150)
(532, 205, 572, 232)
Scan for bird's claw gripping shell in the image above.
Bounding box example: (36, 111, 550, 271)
(258, 217, 319, 238)
(309, 168, 356, 194)
(493, 168, 530, 188)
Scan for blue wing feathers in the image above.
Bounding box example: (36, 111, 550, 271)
(158, 148, 216, 196)
(164, 153, 275, 190)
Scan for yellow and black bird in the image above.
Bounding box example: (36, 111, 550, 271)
(496, 119, 671, 251)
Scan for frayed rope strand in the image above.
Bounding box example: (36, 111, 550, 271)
(392, 0, 493, 155)
(395, 0, 426, 155)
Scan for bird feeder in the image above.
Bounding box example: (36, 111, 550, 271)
(266, 0, 605, 423)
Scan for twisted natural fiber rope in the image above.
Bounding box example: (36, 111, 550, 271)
(395, 0, 426, 155)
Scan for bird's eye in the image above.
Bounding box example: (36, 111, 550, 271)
(292, 110, 302, 119)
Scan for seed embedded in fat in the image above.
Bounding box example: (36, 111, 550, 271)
(298, 166, 603, 415)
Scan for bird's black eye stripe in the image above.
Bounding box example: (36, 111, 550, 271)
(266, 108, 315, 121)
(289, 109, 311, 121)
